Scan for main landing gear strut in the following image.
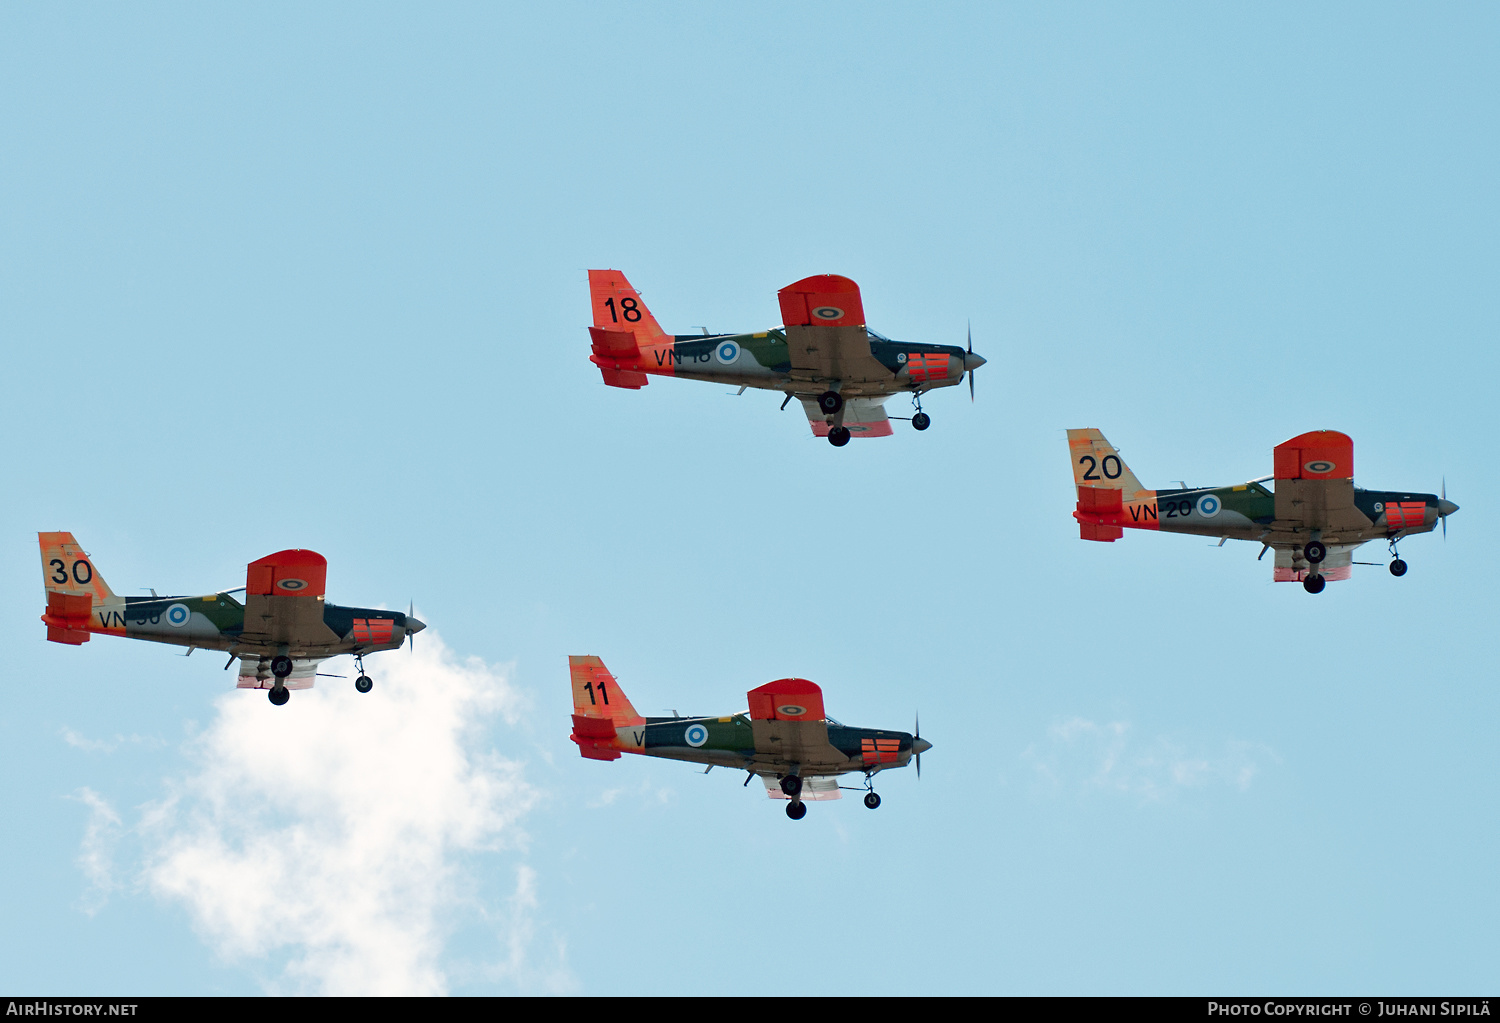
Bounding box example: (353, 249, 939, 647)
(781, 774, 808, 819)
(910, 391, 930, 432)
(354, 652, 374, 694)
(269, 654, 294, 705)
(1388, 539, 1408, 577)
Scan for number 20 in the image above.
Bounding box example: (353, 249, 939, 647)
(1079, 455, 1122, 481)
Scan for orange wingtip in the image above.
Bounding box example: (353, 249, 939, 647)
(747, 678, 825, 721)
(1273, 431, 1353, 480)
(246, 549, 327, 597)
(778, 274, 865, 328)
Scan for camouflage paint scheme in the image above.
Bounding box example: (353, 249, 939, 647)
(567, 656, 930, 819)
(1066, 430, 1458, 590)
(39, 532, 424, 701)
(586, 270, 986, 442)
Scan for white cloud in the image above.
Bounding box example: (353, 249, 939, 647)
(61, 727, 166, 753)
(133, 630, 562, 995)
(1022, 716, 1278, 801)
(68, 787, 122, 916)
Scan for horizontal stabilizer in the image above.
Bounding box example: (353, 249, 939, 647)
(588, 327, 649, 388)
(1079, 522, 1124, 542)
(42, 590, 93, 645)
(1074, 485, 1124, 542)
(571, 714, 618, 740)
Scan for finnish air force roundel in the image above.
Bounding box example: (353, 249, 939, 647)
(684, 723, 709, 747)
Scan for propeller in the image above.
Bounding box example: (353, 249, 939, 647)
(406, 600, 423, 652)
(967, 322, 975, 401)
(915, 712, 923, 779)
(1439, 478, 1457, 539)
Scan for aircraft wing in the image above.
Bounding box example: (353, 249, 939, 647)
(238, 549, 341, 652)
(1273, 544, 1357, 583)
(797, 397, 894, 438)
(778, 275, 891, 386)
(1272, 431, 1371, 535)
(761, 774, 842, 801)
(236, 656, 323, 690)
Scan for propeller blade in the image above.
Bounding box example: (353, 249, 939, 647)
(966, 322, 975, 402)
(408, 600, 416, 651)
(915, 712, 921, 779)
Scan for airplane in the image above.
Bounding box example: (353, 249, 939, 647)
(585, 270, 986, 446)
(38, 532, 425, 704)
(567, 655, 931, 820)
(1066, 430, 1458, 593)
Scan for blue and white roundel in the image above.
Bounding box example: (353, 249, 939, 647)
(1196, 494, 1222, 518)
(684, 723, 709, 747)
(277, 578, 307, 591)
(812, 305, 844, 321)
(166, 603, 191, 628)
(1304, 460, 1336, 474)
(715, 340, 740, 364)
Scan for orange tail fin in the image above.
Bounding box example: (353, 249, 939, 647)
(38, 532, 117, 644)
(568, 655, 646, 761)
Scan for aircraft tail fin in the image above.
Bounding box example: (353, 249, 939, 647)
(38, 532, 115, 644)
(568, 655, 646, 761)
(1066, 431, 1151, 543)
(1066, 430, 1147, 494)
(586, 270, 671, 389)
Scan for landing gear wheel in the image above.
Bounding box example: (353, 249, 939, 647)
(779, 775, 803, 798)
(271, 655, 294, 678)
(912, 412, 931, 432)
(817, 390, 844, 415)
(1304, 540, 1327, 564)
(355, 675, 373, 694)
(1303, 575, 1326, 594)
(863, 792, 882, 810)
(785, 800, 807, 820)
(268, 685, 290, 706)
(1390, 559, 1408, 577)
(828, 426, 851, 447)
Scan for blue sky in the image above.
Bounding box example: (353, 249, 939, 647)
(2, 2, 1497, 995)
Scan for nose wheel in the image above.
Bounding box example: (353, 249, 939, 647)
(268, 685, 290, 706)
(786, 800, 807, 820)
(1388, 539, 1408, 577)
(827, 426, 851, 447)
(1303, 574, 1326, 594)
